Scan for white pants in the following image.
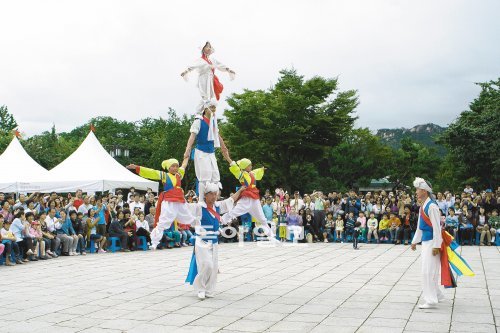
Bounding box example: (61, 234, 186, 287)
(194, 149, 220, 202)
(193, 237, 218, 294)
(151, 201, 195, 248)
(221, 197, 274, 238)
(420, 240, 444, 305)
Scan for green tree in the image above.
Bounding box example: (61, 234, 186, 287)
(328, 128, 394, 190)
(440, 78, 500, 188)
(61, 116, 138, 166)
(389, 137, 442, 187)
(222, 69, 359, 193)
(0, 105, 18, 152)
(24, 125, 76, 169)
(135, 109, 195, 190)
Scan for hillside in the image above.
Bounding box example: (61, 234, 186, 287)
(376, 123, 447, 156)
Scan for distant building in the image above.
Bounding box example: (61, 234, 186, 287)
(357, 178, 394, 192)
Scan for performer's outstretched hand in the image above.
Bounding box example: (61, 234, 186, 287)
(411, 244, 416, 251)
(432, 248, 440, 256)
(126, 164, 137, 170)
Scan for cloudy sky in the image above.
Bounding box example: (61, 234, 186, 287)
(1, 0, 499, 136)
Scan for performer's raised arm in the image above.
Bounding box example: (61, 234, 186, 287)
(184, 132, 197, 161)
(219, 135, 231, 163)
(252, 167, 266, 181)
(212, 58, 235, 79)
(126, 164, 164, 181)
(181, 58, 205, 79)
(181, 156, 189, 170)
(228, 160, 243, 180)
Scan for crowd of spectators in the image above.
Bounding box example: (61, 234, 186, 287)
(0, 187, 194, 266)
(261, 185, 500, 247)
(0, 184, 499, 267)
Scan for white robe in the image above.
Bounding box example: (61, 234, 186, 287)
(412, 197, 444, 305)
(184, 57, 233, 101)
(188, 198, 234, 294)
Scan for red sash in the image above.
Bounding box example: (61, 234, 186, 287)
(202, 55, 223, 100)
(154, 192, 164, 228)
(205, 204, 221, 221)
(420, 203, 454, 287)
(420, 206, 432, 228)
(153, 173, 185, 227)
(241, 172, 260, 200)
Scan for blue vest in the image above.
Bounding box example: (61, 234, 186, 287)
(162, 172, 180, 191)
(196, 118, 215, 154)
(419, 200, 435, 242)
(198, 205, 220, 243)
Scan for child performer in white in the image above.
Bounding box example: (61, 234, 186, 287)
(181, 41, 235, 102)
(186, 183, 246, 299)
(220, 158, 278, 242)
(411, 177, 445, 309)
(127, 158, 196, 249)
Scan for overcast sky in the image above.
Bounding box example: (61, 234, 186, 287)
(1, 0, 499, 137)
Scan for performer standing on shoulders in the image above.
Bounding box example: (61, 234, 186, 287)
(186, 183, 246, 299)
(411, 177, 444, 309)
(181, 41, 235, 102)
(127, 158, 196, 250)
(184, 100, 229, 202)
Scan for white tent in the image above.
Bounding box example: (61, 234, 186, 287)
(0, 137, 50, 193)
(27, 131, 158, 193)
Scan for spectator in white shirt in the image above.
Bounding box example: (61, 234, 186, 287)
(129, 194, 144, 212)
(464, 185, 474, 195)
(78, 196, 94, 216)
(135, 212, 151, 245)
(290, 191, 305, 212)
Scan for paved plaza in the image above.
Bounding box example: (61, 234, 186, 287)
(1, 242, 499, 333)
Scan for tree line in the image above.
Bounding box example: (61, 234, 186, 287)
(1, 70, 498, 194)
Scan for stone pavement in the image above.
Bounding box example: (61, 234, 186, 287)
(1, 242, 498, 333)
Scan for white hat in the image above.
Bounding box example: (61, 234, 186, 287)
(413, 177, 432, 193)
(204, 182, 219, 194)
(197, 99, 217, 114)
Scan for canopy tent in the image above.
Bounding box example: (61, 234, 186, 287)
(0, 137, 50, 193)
(25, 131, 158, 193)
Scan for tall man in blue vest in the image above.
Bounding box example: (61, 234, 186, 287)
(411, 177, 445, 309)
(184, 100, 230, 202)
(185, 183, 246, 299)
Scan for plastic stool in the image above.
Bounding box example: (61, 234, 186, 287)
(0, 251, 16, 265)
(108, 237, 121, 253)
(136, 236, 148, 251)
(88, 239, 96, 253)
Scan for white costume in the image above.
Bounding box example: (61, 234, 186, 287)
(186, 183, 235, 298)
(189, 111, 222, 202)
(411, 178, 444, 308)
(221, 197, 274, 239)
(183, 55, 234, 102)
(151, 201, 196, 248)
